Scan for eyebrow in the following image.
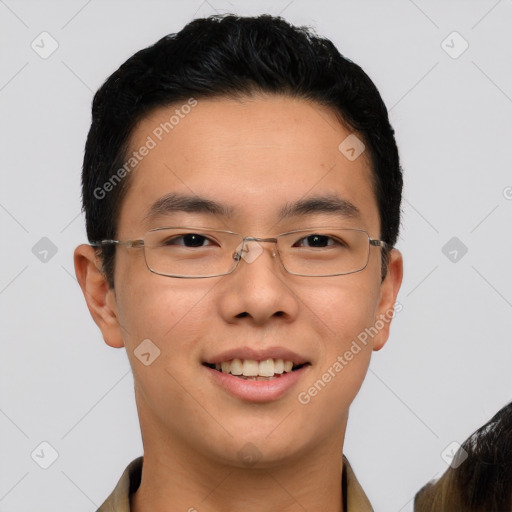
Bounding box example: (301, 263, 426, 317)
(143, 193, 233, 224)
(278, 195, 361, 220)
(143, 192, 361, 224)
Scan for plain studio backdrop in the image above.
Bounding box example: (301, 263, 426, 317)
(1, 1, 511, 510)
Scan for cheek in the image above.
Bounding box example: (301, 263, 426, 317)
(114, 258, 216, 351)
(296, 275, 380, 343)
(115, 275, 215, 420)
(292, 279, 379, 413)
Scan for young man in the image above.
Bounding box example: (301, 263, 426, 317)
(74, 14, 403, 511)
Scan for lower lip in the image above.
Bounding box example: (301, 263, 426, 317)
(203, 365, 310, 403)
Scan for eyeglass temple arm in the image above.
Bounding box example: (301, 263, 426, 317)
(370, 239, 391, 250)
(90, 239, 144, 248)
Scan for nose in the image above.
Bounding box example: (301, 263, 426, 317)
(218, 239, 300, 326)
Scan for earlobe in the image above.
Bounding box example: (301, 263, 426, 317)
(372, 248, 404, 351)
(73, 244, 125, 348)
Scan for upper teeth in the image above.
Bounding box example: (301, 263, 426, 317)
(215, 358, 294, 377)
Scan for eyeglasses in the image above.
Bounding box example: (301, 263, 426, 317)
(90, 226, 389, 278)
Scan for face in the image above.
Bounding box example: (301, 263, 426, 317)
(75, 93, 402, 468)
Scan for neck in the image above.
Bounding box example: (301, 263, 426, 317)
(132, 404, 347, 512)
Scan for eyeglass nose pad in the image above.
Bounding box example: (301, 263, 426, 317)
(232, 240, 247, 262)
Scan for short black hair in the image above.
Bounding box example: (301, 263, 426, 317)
(82, 14, 402, 288)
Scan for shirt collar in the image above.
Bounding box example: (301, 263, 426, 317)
(97, 455, 373, 512)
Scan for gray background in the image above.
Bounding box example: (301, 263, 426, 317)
(1, 0, 511, 510)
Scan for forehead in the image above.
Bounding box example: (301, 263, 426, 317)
(117, 94, 379, 235)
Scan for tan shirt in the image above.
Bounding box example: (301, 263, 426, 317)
(96, 455, 374, 511)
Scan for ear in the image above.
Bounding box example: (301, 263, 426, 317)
(73, 244, 125, 348)
(372, 248, 403, 351)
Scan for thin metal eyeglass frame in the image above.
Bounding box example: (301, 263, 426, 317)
(90, 226, 390, 279)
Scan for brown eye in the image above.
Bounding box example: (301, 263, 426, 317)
(294, 234, 346, 248)
(162, 234, 213, 247)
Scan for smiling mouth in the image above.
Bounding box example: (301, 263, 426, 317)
(203, 358, 310, 381)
